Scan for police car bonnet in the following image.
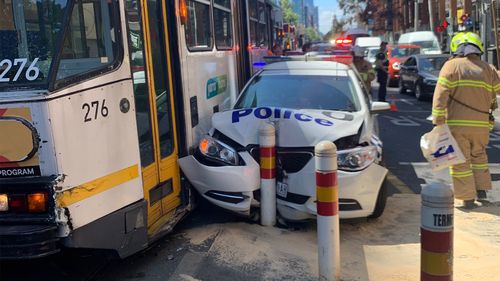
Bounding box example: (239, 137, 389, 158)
(211, 107, 364, 147)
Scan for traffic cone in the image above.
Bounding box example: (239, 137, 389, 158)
(389, 93, 398, 112)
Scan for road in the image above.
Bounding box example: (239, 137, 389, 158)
(2, 86, 499, 281)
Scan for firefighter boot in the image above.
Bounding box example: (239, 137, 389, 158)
(477, 190, 487, 199)
(463, 200, 479, 209)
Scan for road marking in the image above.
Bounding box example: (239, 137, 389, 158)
(399, 99, 414, 105)
(386, 171, 414, 194)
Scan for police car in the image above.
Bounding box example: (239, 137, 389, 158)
(179, 59, 391, 220)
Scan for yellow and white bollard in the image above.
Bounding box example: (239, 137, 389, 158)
(259, 122, 276, 226)
(315, 141, 340, 281)
(421, 182, 454, 281)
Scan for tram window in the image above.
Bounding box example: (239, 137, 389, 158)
(125, 0, 155, 167)
(56, 0, 118, 82)
(147, 0, 174, 158)
(185, 0, 212, 51)
(214, 0, 232, 49)
(248, 0, 257, 19)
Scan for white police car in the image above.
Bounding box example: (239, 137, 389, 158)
(179, 59, 391, 220)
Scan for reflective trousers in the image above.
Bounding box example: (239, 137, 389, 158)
(450, 129, 491, 200)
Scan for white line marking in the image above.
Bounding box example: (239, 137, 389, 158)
(400, 99, 414, 105)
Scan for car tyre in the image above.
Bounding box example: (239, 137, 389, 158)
(399, 79, 406, 95)
(368, 177, 388, 219)
(415, 83, 425, 101)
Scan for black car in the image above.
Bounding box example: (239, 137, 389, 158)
(399, 54, 450, 100)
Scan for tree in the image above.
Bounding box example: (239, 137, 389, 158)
(304, 27, 321, 42)
(280, 0, 299, 24)
(338, 0, 367, 25)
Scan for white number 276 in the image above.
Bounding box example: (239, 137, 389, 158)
(0, 58, 40, 82)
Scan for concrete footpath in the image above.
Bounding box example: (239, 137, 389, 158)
(168, 189, 500, 281)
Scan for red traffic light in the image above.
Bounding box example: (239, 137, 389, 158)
(436, 26, 444, 33)
(442, 20, 449, 28)
(461, 14, 468, 22)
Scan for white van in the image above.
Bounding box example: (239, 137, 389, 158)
(398, 31, 441, 54)
(355, 37, 382, 48)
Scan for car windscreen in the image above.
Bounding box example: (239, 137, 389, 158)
(418, 56, 449, 71)
(391, 47, 421, 57)
(234, 74, 361, 112)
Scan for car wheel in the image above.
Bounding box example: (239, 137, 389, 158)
(398, 79, 406, 95)
(415, 83, 425, 101)
(368, 177, 388, 219)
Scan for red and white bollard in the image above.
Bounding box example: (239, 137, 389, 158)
(421, 182, 454, 281)
(259, 122, 276, 226)
(315, 141, 340, 281)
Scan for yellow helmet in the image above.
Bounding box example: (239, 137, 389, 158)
(450, 32, 484, 53)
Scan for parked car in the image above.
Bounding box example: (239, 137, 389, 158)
(179, 59, 391, 221)
(334, 28, 370, 51)
(399, 54, 450, 100)
(355, 37, 382, 49)
(398, 31, 441, 54)
(387, 44, 421, 86)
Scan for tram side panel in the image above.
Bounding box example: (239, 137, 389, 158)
(176, 0, 240, 150)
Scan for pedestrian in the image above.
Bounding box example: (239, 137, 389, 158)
(432, 32, 499, 209)
(352, 46, 375, 92)
(374, 41, 389, 102)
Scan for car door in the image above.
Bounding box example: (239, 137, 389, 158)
(405, 57, 418, 90)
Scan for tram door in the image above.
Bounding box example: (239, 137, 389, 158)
(125, 0, 181, 235)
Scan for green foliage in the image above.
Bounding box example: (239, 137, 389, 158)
(280, 0, 299, 24)
(305, 27, 321, 42)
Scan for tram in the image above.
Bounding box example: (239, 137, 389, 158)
(0, 0, 281, 259)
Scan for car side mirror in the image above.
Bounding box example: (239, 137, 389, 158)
(406, 65, 417, 71)
(371, 101, 391, 113)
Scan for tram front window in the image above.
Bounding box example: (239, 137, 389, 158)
(0, 0, 117, 91)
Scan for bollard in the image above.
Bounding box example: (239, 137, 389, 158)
(315, 141, 340, 281)
(421, 182, 454, 281)
(259, 122, 276, 226)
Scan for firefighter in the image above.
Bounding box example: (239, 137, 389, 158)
(352, 46, 375, 92)
(432, 32, 499, 208)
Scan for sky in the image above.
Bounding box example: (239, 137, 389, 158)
(315, 0, 342, 34)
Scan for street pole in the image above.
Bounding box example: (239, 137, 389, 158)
(492, 0, 500, 68)
(428, 0, 434, 32)
(415, 0, 419, 31)
(481, 0, 488, 61)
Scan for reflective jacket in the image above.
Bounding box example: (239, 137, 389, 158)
(353, 58, 375, 87)
(432, 55, 499, 132)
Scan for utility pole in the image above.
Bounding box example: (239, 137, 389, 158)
(428, 0, 434, 32)
(415, 0, 419, 31)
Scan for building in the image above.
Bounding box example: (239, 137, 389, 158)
(291, 0, 318, 29)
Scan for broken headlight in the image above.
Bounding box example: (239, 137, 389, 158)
(198, 136, 239, 166)
(337, 146, 377, 171)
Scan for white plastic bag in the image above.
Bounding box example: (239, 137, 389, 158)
(420, 124, 466, 171)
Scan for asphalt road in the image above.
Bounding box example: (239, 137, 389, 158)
(2, 85, 500, 281)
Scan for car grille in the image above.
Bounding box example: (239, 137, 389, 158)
(250, 147, 314, 174)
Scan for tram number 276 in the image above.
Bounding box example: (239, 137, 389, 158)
(82, 99, 109, 122)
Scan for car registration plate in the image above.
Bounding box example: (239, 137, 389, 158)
(277, 182, 288, 198)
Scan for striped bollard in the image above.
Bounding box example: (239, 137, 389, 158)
(315, 141, 340, 281)
(421, 182, 454, 281)
(259, 122, 276, 226)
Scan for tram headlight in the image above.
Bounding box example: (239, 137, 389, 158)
(198, 136, 239, 166)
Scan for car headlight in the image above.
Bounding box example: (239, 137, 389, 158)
(198, 136, 239, 166)
(423, 78, 437, 85)
(392, 62, 400, 70)
(337, 146, 377, 171)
